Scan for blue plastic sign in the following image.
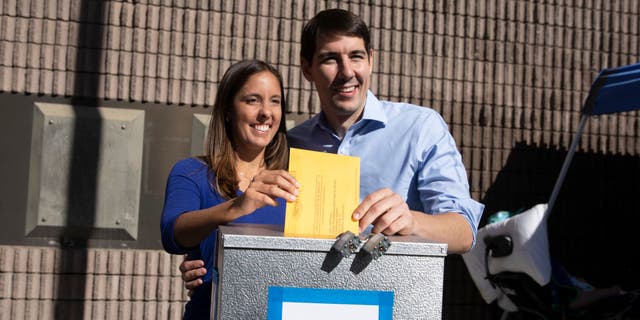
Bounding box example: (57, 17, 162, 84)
(267, 286, 394, 320)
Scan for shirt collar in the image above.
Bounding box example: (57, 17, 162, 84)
(314, 90, 388, 131)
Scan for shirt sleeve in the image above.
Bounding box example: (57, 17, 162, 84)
(416, 113, 484, 246)
(160, 160, 205, 254)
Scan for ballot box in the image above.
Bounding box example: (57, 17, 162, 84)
(212, 224, 448, 319)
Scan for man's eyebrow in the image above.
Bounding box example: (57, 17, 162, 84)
(317, 49, 368, 58)
(317, 52, 338, 59)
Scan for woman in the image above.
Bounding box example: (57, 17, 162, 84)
(161, 60, 299, 319)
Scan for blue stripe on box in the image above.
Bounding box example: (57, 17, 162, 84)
(267, 286, 394, 320)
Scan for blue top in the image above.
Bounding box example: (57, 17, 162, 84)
(160, 157, 285, 319)
(288, 91, 484, 245)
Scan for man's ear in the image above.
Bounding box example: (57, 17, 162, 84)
(300, 57, 313, 81)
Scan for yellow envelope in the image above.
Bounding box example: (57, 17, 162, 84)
(284, 148, 360, 238)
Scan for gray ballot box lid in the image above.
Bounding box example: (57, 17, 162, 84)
(218, 223, 448, 256)
(213, 224, 448, 320)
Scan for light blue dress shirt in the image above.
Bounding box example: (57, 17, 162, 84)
(287, 91, 484, 245)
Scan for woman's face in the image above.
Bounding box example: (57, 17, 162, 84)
(229, 71, 283, 154)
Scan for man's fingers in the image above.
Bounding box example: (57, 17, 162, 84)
(179, 258, 204, 273)
(355, 189, 397, 230)
(374, 206, 412, 235)
(182, 266, 207, 282)
(354, 189, 413, 235)
(352, 188, 394, 220)
(185, 278, 203, 291)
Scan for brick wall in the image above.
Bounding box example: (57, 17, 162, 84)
(0, 246, 185, 319)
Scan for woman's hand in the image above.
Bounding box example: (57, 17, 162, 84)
(231, 169, 299, 216)
(173, 169, 299, 249)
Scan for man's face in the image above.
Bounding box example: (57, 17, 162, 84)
(302, 34, 373, 119)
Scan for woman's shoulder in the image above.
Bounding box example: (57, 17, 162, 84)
(170, 157, 210, 177)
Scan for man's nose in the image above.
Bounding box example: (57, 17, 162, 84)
(338, 60, 355, 79)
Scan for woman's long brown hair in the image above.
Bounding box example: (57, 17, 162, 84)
(201, 60, 289, 199)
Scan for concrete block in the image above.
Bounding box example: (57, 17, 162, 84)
(39, 272, 54, 299)
(91, 300, 105, 320)
(170, 302, 185, 319)
(53, 20, 69, 46)
(132, 28, 147, 54)
(119, 249, 134, 275)
(0, 273, 11, 299)
(11, 299, 25, 320)
(13, 247, 28, 273)
(157, 251, 172, 277)
(145, 53, 158, 78)
(106, 25, 121, 50)
(108, 1, 122, 26)
(156, 276, 171, 300)
(173, 7, 186, 32)
(118, 274, 133, 300)
(0, 247, 13, 272)
(193, 80, 205, 106)
(133, 251, 147, 276)
(168, 76, 181, 104)
(12, 273, 27, 299)
(118, 2, 134, 27)
(155, 77, 168, 103)
(144, 251, 159, 276)
(92, 274, 107, 300)
(171, 32, 184, 56)
(158, 30, 175, 55)
(183, 8, 197, 34)
(192, 57, 206, 81)
(26, 273, 41, 299)
(194, 33, 208, 58)
(36, 300, 53, 319)
(154, 300, 169, 319)
(105, 300, 119, 319)
(17, 0, 30, 17)
(143, 73, 156, 102)
(170, 254, 186, 277)
(12, 42, 27, 68)
(92, 249, 107, 274)
(116, 51, 131, 76)
(25, 69, 39, 94)
(131, 275, 145, 300)
(143, 301, 158, 319)
(2, 0, 16, 15)
(131, 52, 144, 76)
(170, 275, 185, 301)
(145, 6, 160, 30)
(117, 301, 132, 320)
(147, 28, 160, 53)
(132, 4, 147, 29)
(0, 65, 13, 92)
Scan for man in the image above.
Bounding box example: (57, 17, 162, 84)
(180, 8, 484, 293)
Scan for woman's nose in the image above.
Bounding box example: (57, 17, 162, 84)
(258, 103, 272, 119)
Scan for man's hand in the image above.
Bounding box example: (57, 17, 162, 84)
(179, 257, 206, 297)
(352, 188, 415, 235)
(352, 188, 475, 253)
